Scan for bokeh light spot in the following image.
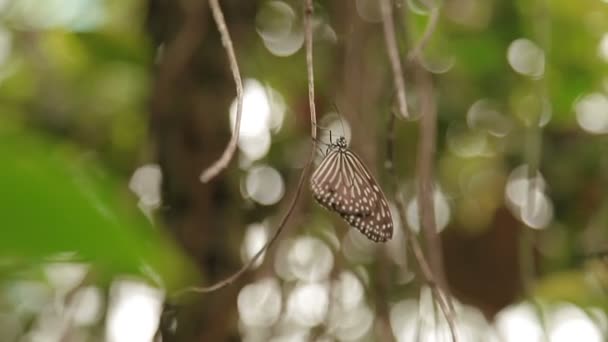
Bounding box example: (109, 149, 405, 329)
(598, 33, 608, 62)
(495, 303, 543, 342)
(575, 92, 608, 134)
(467, 99, 512, 137)
(238, 277, 282, 327)
(231, 79, 271, 138)
(238, 130, 271, 162)
(287, 282, 329, 327)
(106, 280, 164, 342)
(549, 304, 603, 342)
(256, 1, 304, 56)
(129, 164, 162, 210)
(72, 286, 103, 326)
(241, 223, 269, 268)
(505, 165, 553, 229)
(507, 38, 545, 78)
(406, 188, 451, 234)
(332, 271, 364, 310)
(245, 165, 285, 205)
(447, 124, 490, 158)
(288, 236, 334, 282)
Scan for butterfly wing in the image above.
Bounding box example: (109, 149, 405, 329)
(311, 150, 377, 216)
(311, 148, 394, 242)
(339, 150, 393, 242)
(340, 189, 393, 242)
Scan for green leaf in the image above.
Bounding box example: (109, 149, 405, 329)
(0, 120, 196, 290)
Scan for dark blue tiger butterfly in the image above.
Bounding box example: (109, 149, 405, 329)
(311, 135, 393, 242)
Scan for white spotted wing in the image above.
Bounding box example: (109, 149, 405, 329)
(311, 146, 393, 242)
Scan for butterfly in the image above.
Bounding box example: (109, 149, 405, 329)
(311, 136, 393, 242)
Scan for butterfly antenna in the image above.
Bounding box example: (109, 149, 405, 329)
(313, 121, 333, 132)
(312, 136, 331, 147)
(332, 103, 347, 140)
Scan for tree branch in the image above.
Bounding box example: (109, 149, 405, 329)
(173, 0, 318, 296)
(408, 5, 440, 61)
(200, 0, 244, 183)
(413, 58, 458, 339)
(305, 0, 317, 140)
(386, 110, 458, 342)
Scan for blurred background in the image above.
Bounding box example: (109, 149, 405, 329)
(1, 0, 608, 341)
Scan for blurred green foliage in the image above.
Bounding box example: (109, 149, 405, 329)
(0, 0, 608, 340)
(0, 0, 195, 291)
(0, 118, 194, 290)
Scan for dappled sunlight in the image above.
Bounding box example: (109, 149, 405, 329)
(129, 164, 162, 215)
(466, 99, 512, 138)
(241, 222, 269, 268)
(256, 1, 304, 57)
(238, 277, 282, 327)
(599, 33, 608, 62)
(43, 262, 88, 294)
(327, 298, 374, 340)
(231, 79, 272, 139)
(106, 279, 164, 342)
(391, 288, 498, 342)
(505, 164, 553, 229)
(496, 302, 607, 342)
(406, 186, 451, 234)
(70, 286, 104, 326)
(2, 0, 608, 340)
(447, 123, 491, 157)
(548, 303, 604, 342)
(287, 236, 334, 282)
(507, 38, 545, 79)
(495, 302, 544, 342)
(286, 282, 330, 327)
(230, 79, 285, 163)
(6, 0, 106, 31)
(575, 92, 608, 134)
(245, 165, 285, 205)
(274, 238, 298, 281)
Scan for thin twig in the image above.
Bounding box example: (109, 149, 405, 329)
(380, 0, 410, 119)
(397, 183, 458, 342)
(200, 0, 244, 183)
(386, 75, 458, 342)
(414, 65, 442, 286)
(305, 0, 317, 140)
(383, 0, 455, 338)
(173, 0, 318, 296)
(387, 125, 456, 342)
(411, 230, 457, 341)
(175, 154, 314, 295)
(408, 6, 440, 61)
(413, 60, 457, 340)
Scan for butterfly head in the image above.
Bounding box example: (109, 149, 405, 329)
(334, 136, 347, 150)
